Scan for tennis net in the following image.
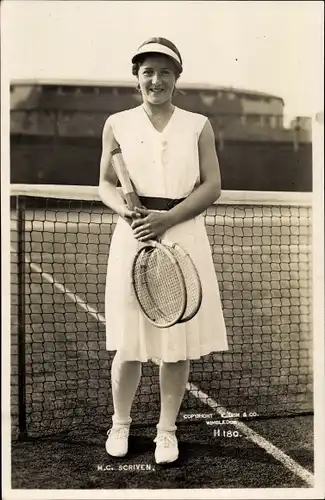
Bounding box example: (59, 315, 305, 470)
(10, 185, 313, 439)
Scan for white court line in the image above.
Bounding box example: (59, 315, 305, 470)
(11, 246, 105, 324)
(14, 249, 314, 487)
(185, 383, 314, 487)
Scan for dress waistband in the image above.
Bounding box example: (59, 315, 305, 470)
(139, 196, 186, 211)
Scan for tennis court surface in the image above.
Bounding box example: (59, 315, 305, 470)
(10, 184, 314, 490)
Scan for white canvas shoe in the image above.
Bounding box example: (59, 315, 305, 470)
(105, 427, 130, 457)
(154, 432, 179, 464)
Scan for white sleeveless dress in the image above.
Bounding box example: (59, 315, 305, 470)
(105, 105, 228, 362)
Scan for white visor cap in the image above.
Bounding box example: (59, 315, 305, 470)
(132, 42, 183, 73)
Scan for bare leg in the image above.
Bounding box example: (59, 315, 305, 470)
(111, 352, 142, 427)
(157, 359, 190, 432)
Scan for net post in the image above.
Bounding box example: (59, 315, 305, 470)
(16, 195, 28, 441)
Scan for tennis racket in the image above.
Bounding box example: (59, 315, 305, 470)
(110, 146, 202, 327)
(131, 241, 187, 327)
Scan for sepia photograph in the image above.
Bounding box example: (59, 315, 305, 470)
(1, 1, 324, 498)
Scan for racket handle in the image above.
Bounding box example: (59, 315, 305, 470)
(111, 147, 142, 210)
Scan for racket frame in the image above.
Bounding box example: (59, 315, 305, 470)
(166, 242, 203, 323)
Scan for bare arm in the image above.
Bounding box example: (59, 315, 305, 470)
(98, 119, 137, 221)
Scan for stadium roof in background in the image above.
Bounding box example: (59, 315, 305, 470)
(10, 79, 284, 104)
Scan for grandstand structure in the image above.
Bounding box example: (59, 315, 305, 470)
(10, 80, 312, 190)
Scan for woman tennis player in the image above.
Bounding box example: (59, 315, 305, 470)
(99, 37, 228, 464)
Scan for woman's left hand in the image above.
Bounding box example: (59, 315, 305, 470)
(131, 207, 173, 241)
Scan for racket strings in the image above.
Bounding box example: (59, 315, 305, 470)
(132, 246, 186, 326)
(146, 249, 184, 317)
(136, 250, 161, 319)
(144, 253, 170, 322)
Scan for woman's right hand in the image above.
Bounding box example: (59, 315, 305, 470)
(118, 205, 141, 226)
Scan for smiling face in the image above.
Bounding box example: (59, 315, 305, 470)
(137, 54, 177, 106)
